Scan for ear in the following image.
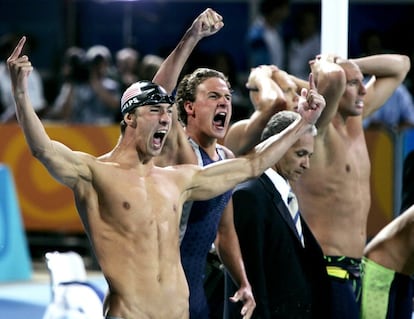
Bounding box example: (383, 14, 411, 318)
(124, 112, 138, 128)
(184, 101, 195, 117)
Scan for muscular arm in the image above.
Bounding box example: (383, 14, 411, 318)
(225, 65, 286, 155)
(186, 107, 322, 201)
(152, 8, 224, 94)
(364, 204, 414, 275)
(301, 55, 346, 133)
(216, 199, 255, 318)
(232, 186, 271, 318)
(7, 37, 90, 189)
(352, 54, 410, 117)
(152, 8, 224, 166)
(226, 69, 325, 156)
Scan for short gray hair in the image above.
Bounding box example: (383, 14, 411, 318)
(261, 111, 317, 141)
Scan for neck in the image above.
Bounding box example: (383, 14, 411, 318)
(187, 134, 219, 160)
(110, 134, 156, 167)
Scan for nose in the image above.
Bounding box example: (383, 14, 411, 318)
(218, 97, 227, 107)
(359, 83, 367, 96)
(159, 108, 171, 125)
(218, 93, 231, 106)
(301, 156, 311, 169)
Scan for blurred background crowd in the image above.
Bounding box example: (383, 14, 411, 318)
(1, 0, 414, 128)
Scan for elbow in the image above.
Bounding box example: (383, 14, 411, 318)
(392, 54, 411, 78)
(394, 55, 411, 83)
(31, 147, 45, 160)
(29, 143, 50, 161)
(402, 55, 411, 74)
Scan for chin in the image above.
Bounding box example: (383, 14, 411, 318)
(151, 147, 163, 156)
(217, 126, 228, 136)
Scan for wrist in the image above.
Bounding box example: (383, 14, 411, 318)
(15, 89, 26, 97)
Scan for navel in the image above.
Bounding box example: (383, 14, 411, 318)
(345, 164, 351, 172)
(123, 201, 131, 209)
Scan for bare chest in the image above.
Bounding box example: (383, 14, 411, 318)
(320, 129, 370, 177)
(92, 169, 182, 232)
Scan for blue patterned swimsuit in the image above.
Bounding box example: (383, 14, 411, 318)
(180, 140, 232, 319)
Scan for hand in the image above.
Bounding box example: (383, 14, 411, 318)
(229, 286, 256, 319)
(246, 65, 276, 90)
(246, 65, 286, 114)
(191, 8, 224, 39)
(310, 54, 344, 82)
(7, 36, 32, 94)
(271, 68, 291, 90)
(297, 73, 325, 125)
(312, 53, 342, 64)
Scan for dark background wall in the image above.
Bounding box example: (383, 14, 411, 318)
(1, 0, 414, 108)
(0, 0, 251, 74)
(1, 0, 414, 73)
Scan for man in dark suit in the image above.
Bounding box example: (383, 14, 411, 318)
(225, 110, 331, 319)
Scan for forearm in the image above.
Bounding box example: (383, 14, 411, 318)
(205, 118, 309, 191)
(246, 65, 286, 111)
(218, 236, 250, 288)
(14, 90, 51, 156)
(226, 106, 284, 156)
(230, 111, 276, 156)
(152, 29, 200, 93)
(194, 117, 311, 200)
(352, 54, 410, 78)
(248, 117, 310, 175)
(229, 66, 286, 155)
(290, 74, 309, 91)
(15, 88, 89, 190)
(154, 9, 223, 93)
(355, 54, 409, 116)
(216, 210, 250, 288)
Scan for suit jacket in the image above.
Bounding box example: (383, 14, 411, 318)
(225, 173, 331, 319)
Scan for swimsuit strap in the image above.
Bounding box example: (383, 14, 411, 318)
(187, 137, 227, 166)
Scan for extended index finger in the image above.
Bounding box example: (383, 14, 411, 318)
(308, 72, 316, 90)
(7, 36, 26, 62)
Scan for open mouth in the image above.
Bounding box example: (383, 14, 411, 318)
(213, 112, 227, 128)
(153, 130, 167, 148)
